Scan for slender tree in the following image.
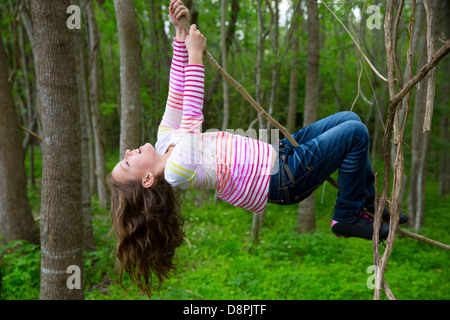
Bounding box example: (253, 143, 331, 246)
(31, 0, 84, 299)
(296, 0, 319, 234)
(73, 6, 96, 252)
(286, 0, 302, 133)
(86, 0, 109, 208)
(114, 0, 142, 158)
(439, 0, 450, 196)
(0, 32, 39, 245)
(221, 0, 230, 131)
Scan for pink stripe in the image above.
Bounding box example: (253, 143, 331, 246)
(185, 89, 204, 95)
(183, 97, 203, 104)
(186, 84, 204, 90)
(235, 140, 260, 208)
(252, 178, 270, 213)
(222, 137, 244, 202)
(170, 75, 185, 83)
(247, 174, 267, 211)
(220, 134, 235, 195)
(173, 53, 188, 59)
(186, 74, 205, 80)
(185, 79, 205, 85)
(171, 62, 185, 69)
(227, 140, 251, 204)
(171, 65, 185, 73)
(169, 83, 185, 93)
(250, 145, 271, 212)
(182, 102, 202, 109)
(173, 59, 189, 65)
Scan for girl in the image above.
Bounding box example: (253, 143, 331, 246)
(109, 0, 406, 296)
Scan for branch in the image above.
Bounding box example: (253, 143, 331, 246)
(398, 228, 450, 250)
(390, 39, 450, 108)
(393, 0, 405, 89)
(320, 0, 388, 82)
(374, 0, 399, 300)
(365, 209, 450, 251)
(17, 123, 42, 142)
(422, 0, 437, 133)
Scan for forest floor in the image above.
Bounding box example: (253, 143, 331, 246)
(1, 172, 449, 300)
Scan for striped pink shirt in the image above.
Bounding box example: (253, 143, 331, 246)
(155, 40, 276, 214)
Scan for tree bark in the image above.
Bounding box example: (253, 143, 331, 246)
(374, 0, 398, 300)
(114, 0, 142, 158)
(86, 0, 108, 208)
(204, 0, 239, 121)
(255, 0, 266, 131)
(31, 0, 84, 299)
(267, 0, 279, 133)
(0, 32, 39, 245)
(250, 0, 268, 244)
(439, 0, 450, 196)
(73, 11, 96, 252)
(422, 0, 436, 133)
(407, 32, 428, 229)
(221, 0, 230, 131)
(286, 0, 301, 133)
(297, 0, 319, 234)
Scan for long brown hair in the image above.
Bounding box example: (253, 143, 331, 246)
(108, 174, 184, 296)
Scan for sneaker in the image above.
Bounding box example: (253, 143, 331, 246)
(331, 212, 389, 240)
(365, 202, 408, 224)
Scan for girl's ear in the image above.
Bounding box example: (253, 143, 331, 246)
(142, 173, 154, 189)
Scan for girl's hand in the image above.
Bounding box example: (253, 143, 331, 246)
(169, 0, 190, 40)
(185, 24, 206, 65)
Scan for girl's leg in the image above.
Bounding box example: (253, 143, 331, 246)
(285, 111, 407, 225)
(280, 111, 375, 209)
(275, 112, 388, 239)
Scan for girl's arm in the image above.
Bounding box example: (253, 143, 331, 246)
(179, 24, 207, 135)
(155, 1, 189, 154)
(164, 25, 206, 190)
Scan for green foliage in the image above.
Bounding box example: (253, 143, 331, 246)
(0, 176, 448, 300)
(82, 178, 448, 300)
(0, 240, 40, 300)
(99, 102, 118, 117)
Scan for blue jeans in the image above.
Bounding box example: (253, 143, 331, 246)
(268, 111, 375, 223)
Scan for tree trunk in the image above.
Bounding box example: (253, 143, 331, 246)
(20, 0, 41, 131)
(255, 0, 270, 131)
(439, 0, 450, 196)
(267, 0, 279, 133)
(86, 0, 108, 208)
(114, 0, 142, 158)
(297, 0, 319, 234)
(18, 21, 37, 188)
(286, 0, 302, 133)
(204, 0, 239, 124)
(0, 32, 39, 245)
(73, 14, 96, 252)
(250, 0, 269, 244)
(406, 1, 434, 230)
(221, 0, 229, 131)
(31, 0, 84, 299)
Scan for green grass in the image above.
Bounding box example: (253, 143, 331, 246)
(1, 173, 449, 300)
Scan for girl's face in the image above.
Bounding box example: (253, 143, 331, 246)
(111, 142, 159, 185)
